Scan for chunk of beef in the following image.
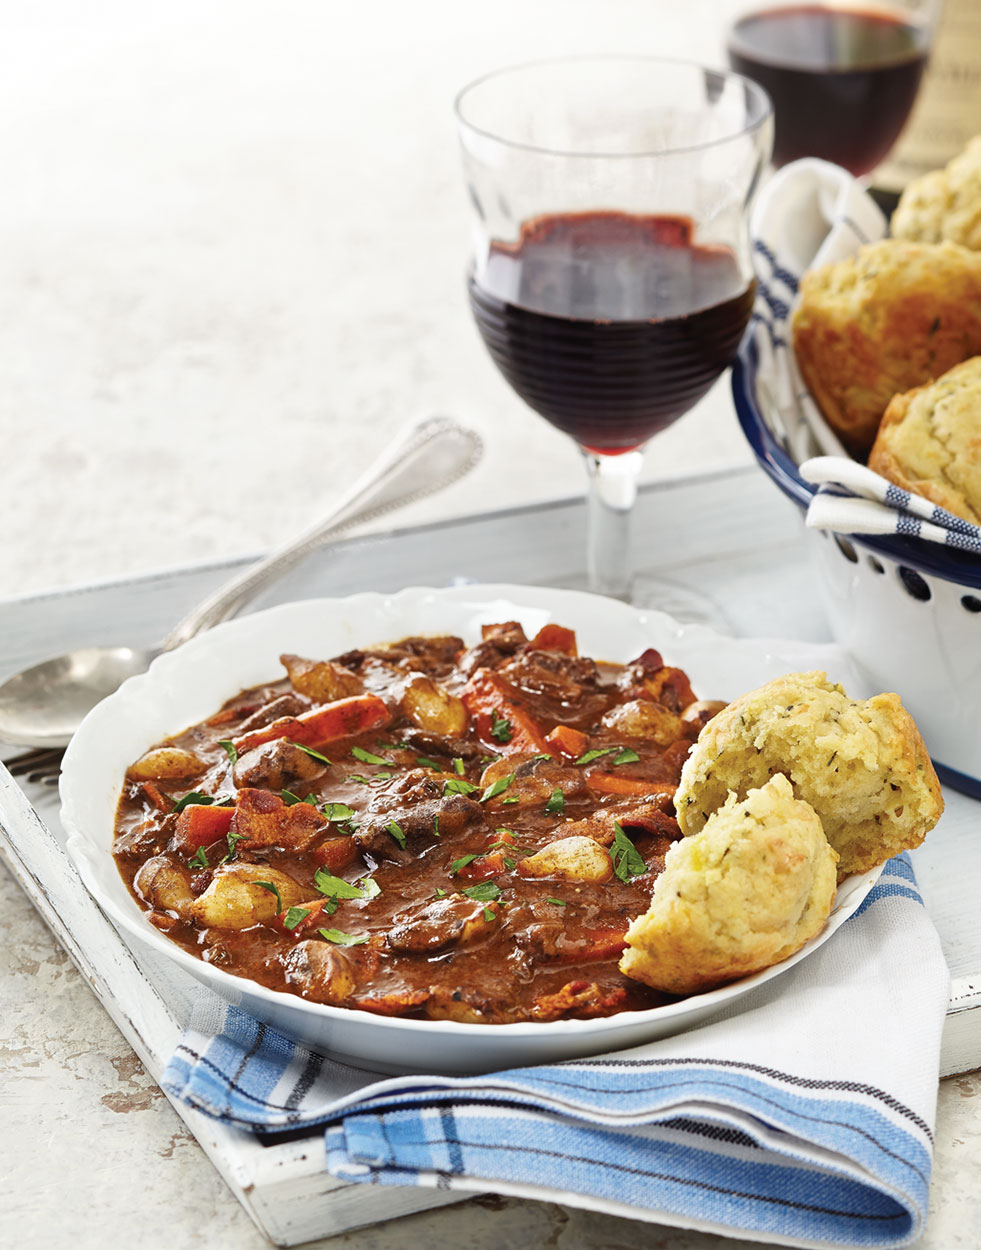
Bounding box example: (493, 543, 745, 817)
(457, 621, 529, 676)
(399, 728, 483, 762)
(354, 789, 484, 861)
(236, 694, 307, 734)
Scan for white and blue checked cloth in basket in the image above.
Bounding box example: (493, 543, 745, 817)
(750, 159, 981, 556)
(164, 854, 948, 1249)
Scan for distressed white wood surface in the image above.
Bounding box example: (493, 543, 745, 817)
(2, 471, 980, 1249)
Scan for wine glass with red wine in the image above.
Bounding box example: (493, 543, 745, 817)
(455, 57, 772, 603)
(727, 1, 940, 176)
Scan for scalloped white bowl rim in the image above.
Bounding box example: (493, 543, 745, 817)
(60, 584, 882, 1073)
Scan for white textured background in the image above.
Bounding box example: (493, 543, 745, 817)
(5, 4, 980, 1249)
(0, 0, 753, 600)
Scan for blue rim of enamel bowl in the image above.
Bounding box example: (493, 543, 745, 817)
(731, 336, 981, 591)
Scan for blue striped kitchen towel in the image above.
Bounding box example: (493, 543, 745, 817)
(163, 854, 949, 1249)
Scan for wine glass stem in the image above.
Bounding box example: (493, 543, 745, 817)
(581, 448, 644, 601)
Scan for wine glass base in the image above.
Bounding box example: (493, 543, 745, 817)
(629, 574, 732, 632)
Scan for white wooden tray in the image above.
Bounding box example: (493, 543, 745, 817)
(2, 464, 978, 1246)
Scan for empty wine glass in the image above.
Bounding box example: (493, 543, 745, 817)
(456, 56, 772, 603)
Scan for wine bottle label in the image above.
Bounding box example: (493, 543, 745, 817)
(873, 0, 981, 191)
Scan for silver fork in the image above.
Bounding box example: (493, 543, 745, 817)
(5, 747, 63, 787)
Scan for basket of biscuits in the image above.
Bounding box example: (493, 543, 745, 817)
(732, 139, 981, 795)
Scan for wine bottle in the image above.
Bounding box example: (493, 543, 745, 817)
(872, 0, 981, 205)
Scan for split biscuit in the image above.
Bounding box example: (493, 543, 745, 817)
(620, 774, 838, 996)
(792, 239, 981, 457)
(675, 671, 943, 879)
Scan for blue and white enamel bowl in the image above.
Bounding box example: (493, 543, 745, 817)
(733, 336, 981, 798)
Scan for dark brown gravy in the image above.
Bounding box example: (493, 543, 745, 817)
(113, 622, 720, 1024)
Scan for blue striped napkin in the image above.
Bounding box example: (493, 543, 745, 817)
(799, 457, 981, 555)
(163, 855, 948, 1249)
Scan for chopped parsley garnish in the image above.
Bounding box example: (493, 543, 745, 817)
(282, 789, 318, 806)
(318, 928, 368, 946)
(450, 853, 479, 874)
(609, 822, 647, 882)
(452, 757, 466, 776)
(501, 796, 520, 805)
(254, 881, 284, 913)
(545, 897, 566, 906)
(217, 739, 238, 765)
(282, 906, 311, 931)
(351, 745, 387, 765)
(173, 791, 214, 814)
(480, 773, 514, 803)
(433, 813, 441, 838)
(574, 748, 615, 766)
(612, 747, 640, 766)
(503, 857, 516, 870)
(187, 846, 209, 869)
(219, 830, 247, 864)
(482, 907, 497, 922)
(386, 820, 407, 849)
(444, 777, 479, 796)
(489, 712, 513, 743)
(358, 876, 381, 900)
(462, 881, 501, 902)
(530, 753, 553, 762)
(416, 756, 442, 771)
(288, 741, 332, 766)
(545, 787, 565, 815)
(433, 887, 448, 899)
(323, 801, 356, 823)
(314, 869, 375, 900)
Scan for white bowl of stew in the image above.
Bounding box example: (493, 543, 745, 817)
(61, 585, 880, 1074)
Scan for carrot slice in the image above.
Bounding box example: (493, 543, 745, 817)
(174, 803, 235, 853)
(232, 694, 390, 754)
(544, 724, 588, 759)
(585, 773, 678, 799)
(461, 669, 548, 755)
(529, 623, 578, 655)
(314, 836, 361, 872)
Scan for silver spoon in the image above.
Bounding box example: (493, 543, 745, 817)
(0, 417, 482, 749)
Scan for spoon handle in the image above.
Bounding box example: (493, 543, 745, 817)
(159, 417, 482, 652)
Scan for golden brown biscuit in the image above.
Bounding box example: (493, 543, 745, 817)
(620, 774, 838, 996)
(868, 356, 981, 525)
(675, 671, 943, 878)
(792, 239, 981, 457)
(891, 136, 981, 252)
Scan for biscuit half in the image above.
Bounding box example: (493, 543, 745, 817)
(620, 774, 837, 996)
(675, 671, 943, 878)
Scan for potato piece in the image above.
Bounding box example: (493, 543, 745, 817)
(190, 864, 306, 930)
(401, 675, 468, 736)
(602, 699, 682, 745)
(517, 835, 614, 883)
(134, 856, 196, 918)
(280, 654, 363, 702)
(128, 747, 205, 781)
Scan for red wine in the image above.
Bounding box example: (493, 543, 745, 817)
(727, 5, 929, 174)
(468, 212, 755, 455)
